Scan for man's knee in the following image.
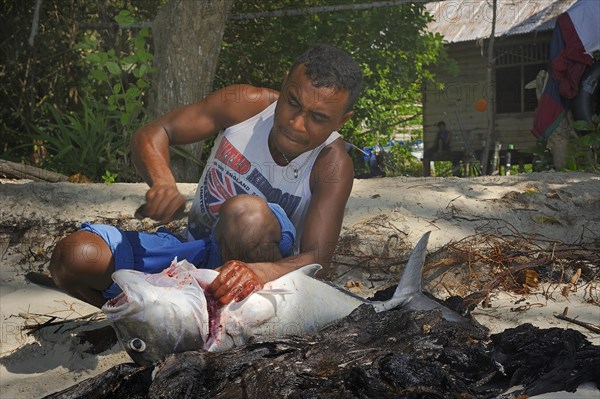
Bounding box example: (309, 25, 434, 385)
(49, 231, 114, 291)
(219, 194, 267, 214)
(219, 196, 278, 231)
(216, 195, 282, 262)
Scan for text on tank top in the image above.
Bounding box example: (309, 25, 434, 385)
(186, 101, 341, 251)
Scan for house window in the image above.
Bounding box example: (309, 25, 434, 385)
(495, 42, 549, 114)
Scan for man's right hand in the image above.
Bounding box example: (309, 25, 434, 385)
(137, 183, 186, 223)
(207, 260, 264, 306)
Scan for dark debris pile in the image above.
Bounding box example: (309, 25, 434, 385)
(45, 305, 599, 399)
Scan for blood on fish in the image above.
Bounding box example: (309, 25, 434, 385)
(206, 294, 221, 342)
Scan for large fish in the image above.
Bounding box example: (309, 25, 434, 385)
(102, 231, 466, 365)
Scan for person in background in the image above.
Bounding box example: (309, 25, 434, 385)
(424, 121, 451, 158)
(368, 144, 386, 177)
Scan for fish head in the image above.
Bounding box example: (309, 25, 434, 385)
(102, 263, 211, 366)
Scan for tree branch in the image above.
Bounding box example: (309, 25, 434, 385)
(229, 0, 432, 20)
(0, 159, 69, 182)
(76, 0, 436, 30)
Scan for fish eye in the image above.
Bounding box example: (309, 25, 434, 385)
(128, 338, 146, 352)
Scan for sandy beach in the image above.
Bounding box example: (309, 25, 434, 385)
(1, 172, 598, 398)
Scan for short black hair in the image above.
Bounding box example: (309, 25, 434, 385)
(289, 44, 363, 112)
(437, 121, 446, 128)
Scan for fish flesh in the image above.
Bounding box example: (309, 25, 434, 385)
(102, 231, 465, 365)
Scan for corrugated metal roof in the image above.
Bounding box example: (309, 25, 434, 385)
(425, 0, 578, 43)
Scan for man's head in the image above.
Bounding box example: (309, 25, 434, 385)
(288, 45, 363, 112)
(271, 45, 363, 159)
(437, 121, 446, 131)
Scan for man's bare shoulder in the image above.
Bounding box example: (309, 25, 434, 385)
(311, 138, 354, 190)
(216, 84, 278, 106)
(317, 137, 352, 164)
(207, 84, 279, 129)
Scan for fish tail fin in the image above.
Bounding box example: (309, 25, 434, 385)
(375, 231, 431, 312)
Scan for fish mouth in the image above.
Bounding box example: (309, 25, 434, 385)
(101, 270, 149, 315)
(103, 291, 128, 312)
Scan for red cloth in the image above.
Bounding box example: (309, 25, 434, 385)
(532, 10, 593, 140)
(552, 13, 593, 100)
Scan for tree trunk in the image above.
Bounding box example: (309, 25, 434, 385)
(149, 0, 233, 182)
(480, 0, 497, 175)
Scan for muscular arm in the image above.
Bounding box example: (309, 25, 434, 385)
(247, 138, 354, 282)
(131, 85, 278, 222)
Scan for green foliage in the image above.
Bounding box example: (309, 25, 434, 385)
(102, 170, 119, 184)
(572, 117, 597, 133)
(430, 161, 454, 177)
(75, 10, 155, 132)
(566, 115, 600, 172)
(508, 164, 533, 174)
(383, 145, 423, 177)
(1, 1, 162, 181)
(36, 10, 155, 181)
(1, 1, 84, 159)
(520, 141, 554, 172)
(4, 2, 448, 181)
(216, 1, 447, 153)
(348, 150, 371, 177)
(35, 99, 126, 178)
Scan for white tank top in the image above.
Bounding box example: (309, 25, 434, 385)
(185, 101, 341, 251)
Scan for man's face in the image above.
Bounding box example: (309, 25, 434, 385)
(271, 64, 353, 158)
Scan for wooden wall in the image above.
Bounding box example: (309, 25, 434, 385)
(423, 33, 552, 154)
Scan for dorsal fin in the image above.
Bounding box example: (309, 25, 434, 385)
(395, 231, 430, 296)
(373, 231, 431, 312)
(372, 232, 467, 322)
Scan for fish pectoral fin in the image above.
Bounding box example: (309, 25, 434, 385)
(298, 264, 322, 276)
(256, 289, 294, 296)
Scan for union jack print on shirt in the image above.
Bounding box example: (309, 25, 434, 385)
(206, 167, 247, 215)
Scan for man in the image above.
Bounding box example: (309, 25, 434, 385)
(49, 44, 363, 308)
(424, 121, 451, 157)
(436, 121, 451, 151)
(368, 145, 385, 177)
(422, 120, 460, 176)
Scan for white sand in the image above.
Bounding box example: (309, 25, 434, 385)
(1, 172, 598, 398)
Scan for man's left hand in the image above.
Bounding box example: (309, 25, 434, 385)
(207, 260, 264, 305)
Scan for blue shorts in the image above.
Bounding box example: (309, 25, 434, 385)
(82, 203, 296, 299)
